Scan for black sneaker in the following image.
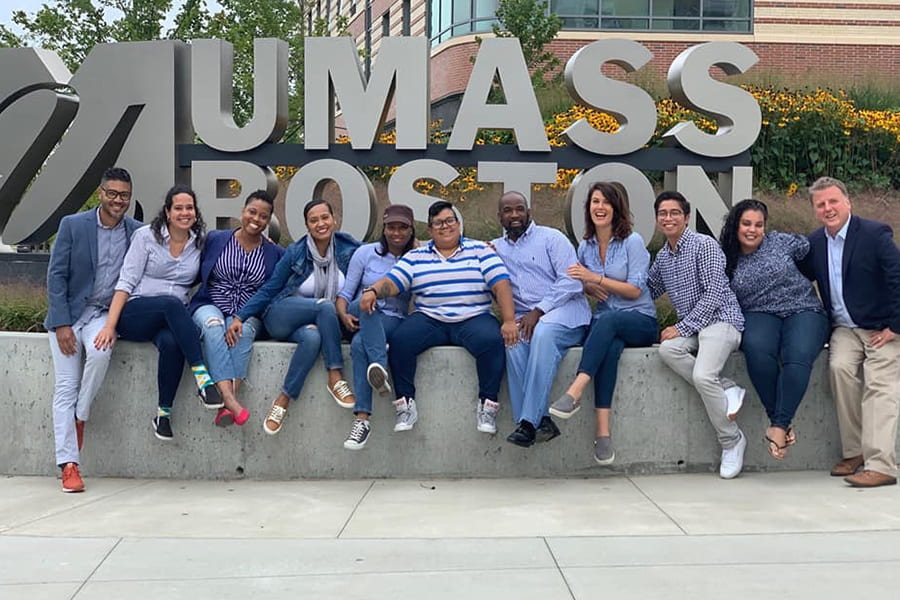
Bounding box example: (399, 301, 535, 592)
(198, 384, 224, 410)
(535, 416, 561, 443)
(506, 421, 536, 448)
(152, 416, 173, 441)
(343, 418, 371, 450)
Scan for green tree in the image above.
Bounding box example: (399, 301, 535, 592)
(491, 0, 562, 88)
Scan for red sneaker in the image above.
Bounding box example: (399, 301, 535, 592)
(61, 463, 85, 493)
(75, 420, 85, 451)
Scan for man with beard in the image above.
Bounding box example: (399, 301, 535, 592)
(491, 191, 591, 447)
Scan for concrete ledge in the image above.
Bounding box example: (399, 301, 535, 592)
(0, 331, 868, 479)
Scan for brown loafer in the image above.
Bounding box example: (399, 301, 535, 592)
(844, 470, 897, 488)
(830, 455, 864, 477)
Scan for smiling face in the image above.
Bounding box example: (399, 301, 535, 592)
(305, 202, 335, 243)
(428, 208, 461, 249)
(498, 194, 530, 239)
(589, 190, 614, 230)
(165, 193, 197, 234)
(98, 178, 132, 226)
(241, 199, 272, 237)
(811, 185, 852, 237)
(737, 209, 766, 254)
(384, 222, 413, 253)
(656, 199, 688, 242)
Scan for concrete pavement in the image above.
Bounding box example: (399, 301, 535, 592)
(2, 471, 900, 599)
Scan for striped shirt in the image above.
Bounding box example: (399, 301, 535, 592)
(648, 228, 744, 336)
(208, 235, 268, 316)
(115, 225, 201, 304)
(387, 237, 510, 323)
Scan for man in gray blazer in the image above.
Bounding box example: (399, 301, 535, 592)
(46, 167, 141, 493)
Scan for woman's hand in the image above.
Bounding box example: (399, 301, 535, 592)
(501, 319, 519, 347)
(226, 317, 243, 347)
(339, 311, 360, 332)
(93, 325, 117, 351)
(567, 263, 598, 282)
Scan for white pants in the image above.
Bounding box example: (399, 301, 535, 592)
(49, 313, 112, 466)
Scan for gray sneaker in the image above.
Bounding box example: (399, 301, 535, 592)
(549, 393, 581, 420)
(393, 397, 418, 432)
(593, 436, 615, 466)
(476, 398, 500, 434)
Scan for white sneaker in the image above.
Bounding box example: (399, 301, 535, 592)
(343, 418, 371, 450)
(393, 397, 418, 432)
(720, 430, 747, 479)
(476, 398, 500, 434)
(725, 386, 745, 421)
(366, 363, 392, 396)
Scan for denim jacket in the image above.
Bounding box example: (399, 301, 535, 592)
(236, 231, 361, 321)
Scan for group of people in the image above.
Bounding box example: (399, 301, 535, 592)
(47, 167, 900, 494)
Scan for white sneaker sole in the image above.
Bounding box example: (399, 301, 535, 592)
(366, 363, 392, 396)
(726, 387, 745, 421)
(593, 451, 616, 466)
(476, 424, 497, 434)
(549, 404, 580, 420)
(394, 421, 416, 432)
(343, 439, 368, 450)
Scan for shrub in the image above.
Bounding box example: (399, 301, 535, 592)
(0, 284, 47, 332)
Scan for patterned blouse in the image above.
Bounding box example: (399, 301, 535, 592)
(729, 231, 823, 318)
(208, 235, 267, 316)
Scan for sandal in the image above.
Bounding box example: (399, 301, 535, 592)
(785, 426, 797, 447)
(328, 379, 356, 409)
(263, 402, 287, 435)
(765, 426, 788, 460)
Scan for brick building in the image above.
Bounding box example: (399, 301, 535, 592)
(310, 0, 900, 125)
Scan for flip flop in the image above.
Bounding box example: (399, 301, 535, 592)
(785, 426, 797, 447)
(765, 435, 788, 461)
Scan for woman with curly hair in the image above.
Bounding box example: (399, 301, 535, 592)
(719, 199, 829, 459)
(94, 184, 222, 441)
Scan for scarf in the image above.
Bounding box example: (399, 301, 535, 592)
(306, 234, 340, 301)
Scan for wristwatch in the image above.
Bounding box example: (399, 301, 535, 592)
(362, 286, 377, 297)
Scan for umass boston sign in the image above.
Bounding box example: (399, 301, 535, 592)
(0, 37, 760, 244)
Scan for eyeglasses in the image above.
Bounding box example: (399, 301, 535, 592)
(101, 187, 132, 201)
(429, 216, 458, 229)
(656, 209, 684, 219)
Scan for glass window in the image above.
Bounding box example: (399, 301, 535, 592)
(702, 19, 751, 31)
(652, 18, 700, 30)
(602, 0, 649, 16)
(602, 18, 650, 28)
(652, 0, 699, 17)
(703, 0, 750, 18)
(383, 12, 390, 37)
(475, 0, 497, 19)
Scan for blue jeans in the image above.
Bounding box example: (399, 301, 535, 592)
(116, 296, 205, 408)
(389, 312, 505, 401)
(192, 305, 260, 383)
(348, 300, 404, 414)
(263, 297, 345, 400)
(579, 310, 659, 409)
(741, 311, 829, 429)
(506, 322, 586, 426)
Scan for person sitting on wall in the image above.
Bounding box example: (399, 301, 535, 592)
(719, 199, 828, 461)
(800, 176, 900, 488)
(491, 191, 590, 448)
(46, 167, 142, 493)
(93, 184, 224, 441)
(335, 204, 416, 450)
(188, 190, 285, 428)
(227, 198, 359, 436)
(648, 190, 748, 479)
(549, 182, 658, 465)
(360, 200, 518, 435)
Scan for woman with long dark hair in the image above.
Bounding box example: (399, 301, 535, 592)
(549, 182, 658, 465)
(719, 198, 829, 459)
(188, 190, 285, 427)
(94, 184, 222, 441)
(228, 198, 360, 435)
(335, 204, 416, 449)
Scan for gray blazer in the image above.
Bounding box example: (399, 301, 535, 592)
(44, 208, 142, 330)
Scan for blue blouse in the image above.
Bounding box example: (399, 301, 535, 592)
(578, 232, 657, 320)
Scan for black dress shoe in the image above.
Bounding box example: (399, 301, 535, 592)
(535, 416, 561, 443)
(506, 422, 536, 447)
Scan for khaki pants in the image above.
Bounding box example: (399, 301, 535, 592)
(829, 327, 900, 477)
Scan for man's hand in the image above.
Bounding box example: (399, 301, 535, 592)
(659, 325, 681, 342)
(583, 281, 609, 302)
(55, 326, 77, 356)
(360, 289, 377, 314)
(226, 318, 243, 347)
(869, 327, 896, 349)
(517, 309, 542, 342)
(501, 319, 519, 347)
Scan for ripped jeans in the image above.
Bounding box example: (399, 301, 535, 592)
(192, 305, 261, 384)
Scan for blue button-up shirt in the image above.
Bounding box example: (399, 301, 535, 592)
(338, 242, 411, 319)
(115, 225, 201, 305)
(83, 208, 128, 316)
(578, 232, 657, 320)
(826, 217, 857, 328)
(648, 228, 744, 336)
(492, 221, 590, 328)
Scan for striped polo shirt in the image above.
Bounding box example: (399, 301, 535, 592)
(386, 237, 510, 323)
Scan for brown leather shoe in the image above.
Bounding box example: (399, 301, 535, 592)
(830, 455, 864, 477)
(844, 470, 897, 488)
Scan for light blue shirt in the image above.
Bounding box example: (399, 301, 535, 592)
(115, 225, 201, 305)
(338, 242, 411, 319)
(580, 232, 657, 320)
(491, 222, 590, 329)
(826, 217, 857, 328)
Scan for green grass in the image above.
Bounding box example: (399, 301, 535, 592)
(0, 283, 47, 332)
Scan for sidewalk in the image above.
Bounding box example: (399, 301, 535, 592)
(2, 471, 899, 599)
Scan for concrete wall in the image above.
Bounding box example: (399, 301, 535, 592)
(0, 331, 862, 480)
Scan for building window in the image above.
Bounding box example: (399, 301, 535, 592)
(383, 12, 391, 37)
(351, 0, 356, 16)
(430, 0, 750, 45)
(403, 0, 411, 35)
